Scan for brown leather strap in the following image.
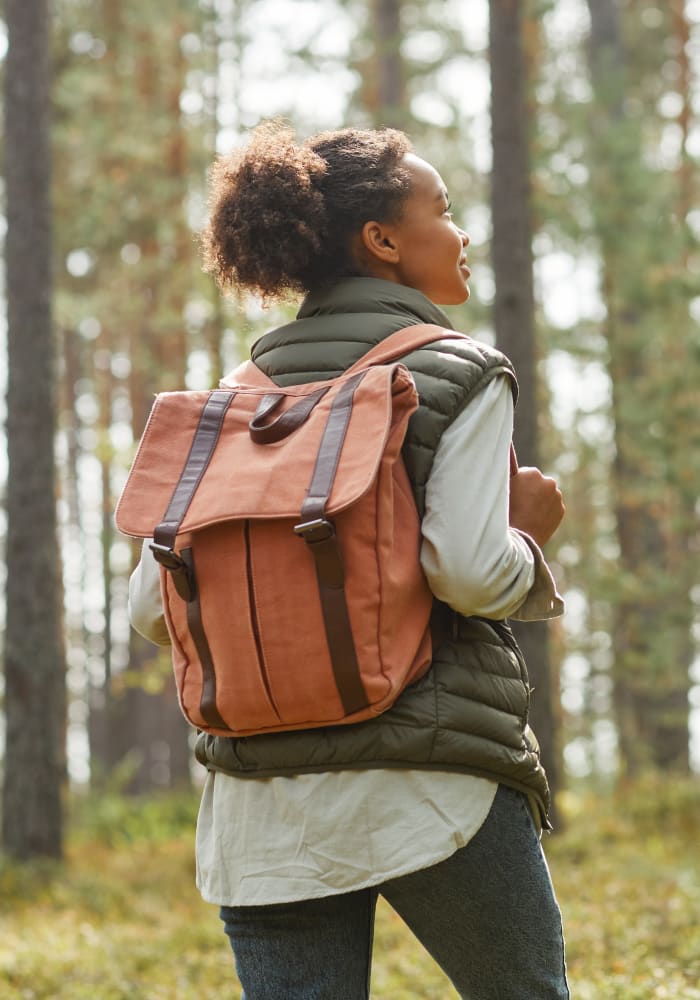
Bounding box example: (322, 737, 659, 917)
(294, 370, 368, 716)
(153, 389, 235, 551)
(249, 386, 329, 444)
(150, 390, 234, 730)
(300, 371, 365, 522)
(151, 389, 234, 598)
(181, 547, 230, 731)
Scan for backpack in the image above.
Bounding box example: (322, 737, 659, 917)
(115, 323, 463, 736)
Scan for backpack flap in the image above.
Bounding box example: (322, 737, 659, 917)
(114, 361, 418, 540)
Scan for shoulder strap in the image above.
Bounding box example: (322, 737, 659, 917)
(344, 324, 470, 375)
(221, 324, 468, 388)
(220, 358, 274, 390)
(353, 323, 519, 476)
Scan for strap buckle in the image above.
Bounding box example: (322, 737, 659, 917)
(294, 517, 335, 544)
(149, 542, 186, 571)
(149, 543, 195, 602)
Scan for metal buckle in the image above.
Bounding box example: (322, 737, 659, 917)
(293, 517, 335, 544)
(149, 542, 186, 571)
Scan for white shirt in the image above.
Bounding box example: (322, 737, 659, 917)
(195, 769, 498, 905)
(129, 375, 563, 906)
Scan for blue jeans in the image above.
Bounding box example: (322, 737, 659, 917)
(219, 784, 570, 999)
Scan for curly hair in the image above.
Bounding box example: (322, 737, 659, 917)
(200, 121, 413, 299)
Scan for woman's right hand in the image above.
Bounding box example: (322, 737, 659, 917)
(509, 466, 565, 548)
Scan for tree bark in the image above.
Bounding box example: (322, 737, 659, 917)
(488, 0, 561, 812)
(371, 0, 405, 125)
(2, 0, 66, 859)
(585, 0, 691, 775)
(362, 0, 407, 128)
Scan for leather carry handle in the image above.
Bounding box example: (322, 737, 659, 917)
(249, 386, 329, 444)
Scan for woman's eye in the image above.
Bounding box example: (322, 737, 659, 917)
(444, 200, 453, 216)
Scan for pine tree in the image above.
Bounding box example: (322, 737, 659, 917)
(2, 0, 66, 858)
(584, 0, 696, 774)
(363, 0, 406, 127)
(488, 0, 562, 804)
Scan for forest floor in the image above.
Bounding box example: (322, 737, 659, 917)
(1, 775, 699, 999)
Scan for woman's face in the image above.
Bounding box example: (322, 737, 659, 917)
(386, 154, 471, 305)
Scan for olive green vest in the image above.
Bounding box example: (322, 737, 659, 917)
(195, 278, 551, 825)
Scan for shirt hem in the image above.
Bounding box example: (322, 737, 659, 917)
(196, 785, 497, 908)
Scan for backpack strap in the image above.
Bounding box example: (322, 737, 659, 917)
(293, 369, 369, 715)
(151, 389, 236, 583)
(344, 324, 469, 374)
(354, 322, 520, 472)
(149, 389, 236, 731)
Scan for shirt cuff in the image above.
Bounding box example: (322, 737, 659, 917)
(128, 539, 172, 646)
(509, 531, 565, 621)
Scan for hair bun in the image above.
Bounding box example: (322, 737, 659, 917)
(201, 121, 412, 299)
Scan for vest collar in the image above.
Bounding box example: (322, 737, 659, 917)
(297, 277, 453, 330)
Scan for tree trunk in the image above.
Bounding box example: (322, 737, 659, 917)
(370, 0, 405, 126)
(488, 0, 561, 813)
(585, 0, 691, 775)
(2, 0, 66, 859)
(361, 0, 407, 128)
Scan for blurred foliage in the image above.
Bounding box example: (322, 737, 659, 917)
(67, 789, 200, 848)
(0, 777, 699, 997)
(551, 775, 700, 999)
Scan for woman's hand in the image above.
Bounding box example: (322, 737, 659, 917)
(509, 466, 565, 547)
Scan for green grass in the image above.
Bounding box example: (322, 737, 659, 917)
(1, 776, 699, 998)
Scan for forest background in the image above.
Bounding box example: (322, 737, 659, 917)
(1, 0, 700, 997)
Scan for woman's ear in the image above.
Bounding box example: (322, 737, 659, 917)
(360, 220, 399, 264)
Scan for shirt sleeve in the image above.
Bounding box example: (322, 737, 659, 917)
(128, 538, 172, 646)
(419, 376, 564, 621)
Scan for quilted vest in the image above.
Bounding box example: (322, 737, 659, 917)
(194, 277, 551, 824)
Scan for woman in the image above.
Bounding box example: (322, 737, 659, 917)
(129, 122, 569, 998)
